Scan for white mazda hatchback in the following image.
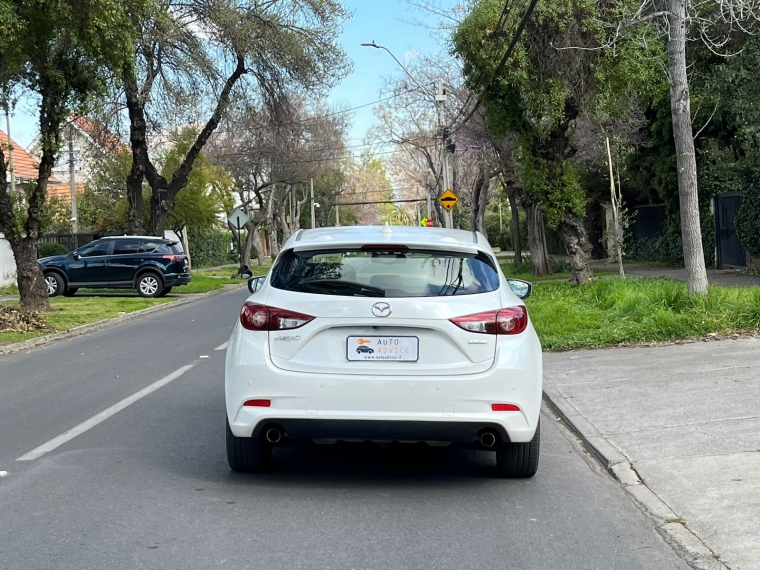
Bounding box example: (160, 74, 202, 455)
(225, 225, 542, 477)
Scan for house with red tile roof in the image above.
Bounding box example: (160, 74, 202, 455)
(1, 129, 62, 187)
(27, 114, 126, 196)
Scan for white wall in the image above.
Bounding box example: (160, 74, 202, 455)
(0, 235, 17, 288)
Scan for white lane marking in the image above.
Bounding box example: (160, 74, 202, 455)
(16, 364, 195, 462)
(214, 341, 229, 351)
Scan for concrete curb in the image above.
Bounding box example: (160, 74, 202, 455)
(0, 283, 247, 359)
(542, 383, 729, 570)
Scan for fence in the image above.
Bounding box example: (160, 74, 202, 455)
(38, 233, 101, 252)
(629, 205, 666, 241)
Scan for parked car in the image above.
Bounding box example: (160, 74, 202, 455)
(225, 226, 542, 477)
(39, 236, 191, 298)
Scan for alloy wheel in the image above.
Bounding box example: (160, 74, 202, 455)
(139, 276, 159, 296)
(45, 276, 58, 295)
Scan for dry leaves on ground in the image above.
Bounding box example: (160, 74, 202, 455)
(0, 306, 52, 333)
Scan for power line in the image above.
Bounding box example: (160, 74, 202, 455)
(450, 0, 539, 130)
(217, 81, 436, 133)
(447, 0, 519, 128)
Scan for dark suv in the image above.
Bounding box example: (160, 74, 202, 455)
(39, 237, 191, 298)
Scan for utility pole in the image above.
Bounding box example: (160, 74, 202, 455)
(426, 191, 432, 220)
(310, 178, 316, 229)
(335, 204, 340, 226)
(5, 108, 16, 194)
(435, 77, 452, 229)
(499, 200, 503, 231)
(68, 124, 78, 234)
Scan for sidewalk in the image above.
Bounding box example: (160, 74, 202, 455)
(591, 260, 760, 288)
(543, 339, 760, 570)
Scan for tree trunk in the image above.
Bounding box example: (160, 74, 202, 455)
(12, 240, 49, 310)
(559, 212, 592, 285)
(507, 186, 522, 263)
(123, 69, 147, 235)
(522, 196, 550, 276)
(746, 251, 760, 271)
(241, 221, 257, 268)
(667, 0, 708, 294)
(0, 83, 66, 311)
(470, 166, 489, 236)
(147, 181, 171, 237)
(144, 56, 247, 237)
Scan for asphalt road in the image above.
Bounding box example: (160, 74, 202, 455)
(0, 289, 690, 570)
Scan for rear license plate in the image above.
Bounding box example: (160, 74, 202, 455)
(346, 336, 419, 362)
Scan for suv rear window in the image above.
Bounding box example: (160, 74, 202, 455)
(270, 248, 499, 298)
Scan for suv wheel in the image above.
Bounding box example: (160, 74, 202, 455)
(226, 418, 272, 473)
(136, 272, 163, 298)
(495, 420, 540, 478)
(44, 273, 64, 297)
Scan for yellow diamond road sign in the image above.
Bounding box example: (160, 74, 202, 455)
(438, 189, 459, 212)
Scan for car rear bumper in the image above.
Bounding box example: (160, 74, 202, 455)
(164, 272, 192, 286)
(252, 419, 509, 445)
(225, 323, 543, 444)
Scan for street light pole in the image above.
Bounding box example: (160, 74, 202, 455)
(310, 178, 316, 229)
(362, 42, 453, 228)
(68, 124, 78, 234)
(4, 107, 16, 195)
(435, 77, 452, 229)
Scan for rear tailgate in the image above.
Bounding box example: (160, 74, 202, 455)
(266, 288, 501, 376)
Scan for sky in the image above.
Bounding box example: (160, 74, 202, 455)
(6, 0, 452, 151)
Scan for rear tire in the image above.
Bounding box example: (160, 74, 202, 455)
(44, 273, 64, 297)
(62, 288, 78, 297)
(136, 272, 163, 298)
(495, 421, 540, 478)
(157, 286, 172, 297)
(226, 419, 271, 473)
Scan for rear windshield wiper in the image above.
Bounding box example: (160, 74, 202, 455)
(298, 279, 386, 297)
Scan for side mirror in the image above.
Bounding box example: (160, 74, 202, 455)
(248, 276, 266, 294)
(72, 253, 81, 260)
(507, 278, 532, 300)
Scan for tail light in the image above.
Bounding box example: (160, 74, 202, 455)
(240, 302, 315, 331)
(162, 254, 184, 262)
(450, 306, 528, 335)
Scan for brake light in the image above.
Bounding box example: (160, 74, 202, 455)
(244, 399, 271, 407)
(450, 306, 528, 335)
(162, 254, 183, 262)
(361, 244, 409, 251)
(240, 302, 315, 331)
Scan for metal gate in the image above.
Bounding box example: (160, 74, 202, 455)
(715, 193, 746, 268)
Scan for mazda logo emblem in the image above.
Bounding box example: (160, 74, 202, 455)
(372, 302, 392, 317)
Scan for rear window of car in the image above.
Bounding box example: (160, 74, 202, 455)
(149, 242, 184, 254)
(270, 248, 500, 298)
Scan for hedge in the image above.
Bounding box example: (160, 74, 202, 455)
(187, 227, 232, 267)
(37, 242, 69, 258)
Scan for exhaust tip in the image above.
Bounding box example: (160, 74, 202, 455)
(480, 432, 497, 448)
(265, 428, 282, 444)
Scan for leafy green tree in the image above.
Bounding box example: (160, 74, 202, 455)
(453, 0, 660, 283)
(120, 0, 351, 237)
(80, 149, 134, 233)
(161, 133, 235, 240)
(0, 0, 144, 310)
